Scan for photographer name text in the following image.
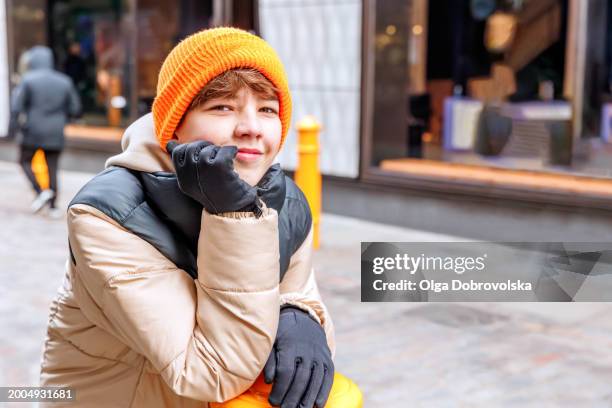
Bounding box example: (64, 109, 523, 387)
(373, 279, 532, 292)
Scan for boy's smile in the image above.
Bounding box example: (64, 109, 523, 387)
(174, 88, 282, 186)
(235, 147, 263, 163)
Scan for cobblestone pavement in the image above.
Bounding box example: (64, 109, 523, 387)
(2, 160, 612, 407)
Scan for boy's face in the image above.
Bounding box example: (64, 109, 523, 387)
(175, 88, 282, 186)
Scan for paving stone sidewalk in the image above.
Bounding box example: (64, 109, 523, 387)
(1, 161, 612, 407)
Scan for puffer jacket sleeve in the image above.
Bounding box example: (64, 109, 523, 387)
(278, 225, 336, 358)
(68, 204, 280, 402)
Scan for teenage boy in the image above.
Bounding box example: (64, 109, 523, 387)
(40, 28, 335, 408)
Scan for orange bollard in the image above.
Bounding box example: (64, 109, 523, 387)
(294, 116, 322, 249)
(210, 373, 363, 408)
(31, 149, 49, 190)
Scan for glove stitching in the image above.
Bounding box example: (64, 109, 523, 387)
(299, 362, 318, 408)
(177, 146, 186, 166)
(206, 145, 218, 163)
(195, 158, 219, 213)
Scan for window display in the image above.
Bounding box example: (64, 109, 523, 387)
(366, 0, 612, 181)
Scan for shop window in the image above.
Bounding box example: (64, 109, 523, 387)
(136, 0, 214, 114)
(8, 0, 47, 85)
(42, 0, 132, 128)
(8, 0, 215, 131)
(364, 0, 612, 184)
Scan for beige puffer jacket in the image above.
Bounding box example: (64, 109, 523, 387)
(39, 114, 335, 407)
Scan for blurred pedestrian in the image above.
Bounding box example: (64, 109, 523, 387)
(10, 46, 81, 217)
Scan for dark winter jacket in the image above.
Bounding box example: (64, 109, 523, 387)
(69, 160, 308, 281)
(10, 46, 81, 150)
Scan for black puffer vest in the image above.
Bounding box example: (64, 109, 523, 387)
(69, 166, 312, 280)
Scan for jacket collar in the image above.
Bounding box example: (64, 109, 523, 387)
(255, 163, 286, 214)
(138, 165, 287, 248)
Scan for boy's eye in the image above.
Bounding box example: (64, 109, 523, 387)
(210, 105, 232, 111)
(260, 107, 278, 114)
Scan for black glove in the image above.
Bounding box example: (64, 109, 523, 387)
(167, 140, 262, 215)
(264, 306, 334, 408)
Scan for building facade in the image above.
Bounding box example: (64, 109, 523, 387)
(4, 0, 254, 129)
(3, 0, 612, 215)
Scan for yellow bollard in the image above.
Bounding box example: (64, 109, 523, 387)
(294, 116, 322, 249)
(31, 149, 49, 190)
(210, 373, 363, 408)
(108, 73, 122, 127)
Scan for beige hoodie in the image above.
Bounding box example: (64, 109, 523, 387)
(39, 114, 335, 407)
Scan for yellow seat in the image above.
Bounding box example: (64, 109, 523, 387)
(210, 372, 363, 408)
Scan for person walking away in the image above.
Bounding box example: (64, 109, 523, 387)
(10, 46, 81, 216)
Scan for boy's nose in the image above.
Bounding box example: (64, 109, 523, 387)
(234, 109, 262, 140)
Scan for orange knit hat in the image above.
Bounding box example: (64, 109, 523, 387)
(152, 27, 292, 151)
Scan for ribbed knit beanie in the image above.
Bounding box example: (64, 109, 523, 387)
(152, 27, 292, 151)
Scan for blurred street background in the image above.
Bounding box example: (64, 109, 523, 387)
(2, 161, 612, 407)
(3, 0, 612, 406)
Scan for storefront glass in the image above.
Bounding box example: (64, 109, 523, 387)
(51, 0, 132, 127)
(7, 0, 215, 130)
(135, 0, 214, 115)
(366, 0, 612, 181)
(8, 0, 47, 82)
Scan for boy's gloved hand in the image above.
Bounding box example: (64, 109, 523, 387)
(264, 306, 334, 408)
(167, 140, 262, 215)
